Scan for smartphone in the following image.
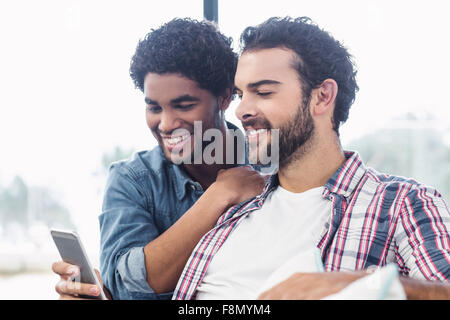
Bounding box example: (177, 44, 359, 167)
(51, 229, 107, 300)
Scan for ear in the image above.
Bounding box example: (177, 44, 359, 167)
(217, 86, 234, 112)
(311, 79, 338, 116)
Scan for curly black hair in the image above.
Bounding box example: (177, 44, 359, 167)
(130, 18, 238, 98)
(240, 17, 359, 134)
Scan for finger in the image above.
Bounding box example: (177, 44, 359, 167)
(55, 279, 101, 297)
(257, 290, 272, 300)
(52, 261, 80, 277)
(242, 165, 255, 173)
(94, 269, 103, 287)
(59, 293, 89, 301)
(58, 274, 71, 281)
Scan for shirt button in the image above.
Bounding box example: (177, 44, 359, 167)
(190, 184, 196, 190)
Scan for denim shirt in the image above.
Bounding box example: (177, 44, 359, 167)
(99, 146, 204, 299)
(99, 122, 251, 300)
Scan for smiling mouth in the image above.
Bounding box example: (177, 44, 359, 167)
(161, 132, 192, 152)
(246, 128, 271, 143)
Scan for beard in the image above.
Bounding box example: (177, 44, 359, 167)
(244, 95, 315, 169)
(277, 96, 315, 168)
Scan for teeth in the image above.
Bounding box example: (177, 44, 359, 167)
(164, 134, 190, 145)
(247, 129, 268, 136)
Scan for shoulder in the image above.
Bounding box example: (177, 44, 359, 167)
(363, 167, 446, 207)
(108, 147, 169, 181)
(102, 147, 174, 208)
(104, 147, 178, 198)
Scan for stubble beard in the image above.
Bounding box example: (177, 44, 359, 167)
(262, 95, 315, 170)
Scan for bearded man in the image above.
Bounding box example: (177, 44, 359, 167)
(173, 17, 450, 300)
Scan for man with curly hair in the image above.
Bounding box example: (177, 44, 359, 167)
(173, 17, 450, 300)
(51, 18, 266, 300)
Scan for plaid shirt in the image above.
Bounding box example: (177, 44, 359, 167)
(173, 151, 450, 300)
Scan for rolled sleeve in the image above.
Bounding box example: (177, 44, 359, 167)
(99, 163, 173, 300)
(117, 247, 154, 293)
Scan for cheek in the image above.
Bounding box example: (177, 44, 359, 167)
(256, 103, 278, 128)
(187, 106, 218, 127)
(145, 112, 160, 133)
(261, 98, 297, 127)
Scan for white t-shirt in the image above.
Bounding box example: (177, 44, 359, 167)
(195, 185, 332, 300)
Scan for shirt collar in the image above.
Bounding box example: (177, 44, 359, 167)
(154, 146, 194, 201)
(259, 151, 367, 200)
(323, 151, 367, 198)
(171, 163, 197, 200)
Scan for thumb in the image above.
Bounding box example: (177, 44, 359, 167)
(94, 269, 103, 287)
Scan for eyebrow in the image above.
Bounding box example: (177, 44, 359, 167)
(144, 94, 200, 105)
(144, 97, 158, 105)
(235, 79, 282, 91)
(170, 94, 200, 104)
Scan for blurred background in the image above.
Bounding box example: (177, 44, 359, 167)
(0, 0, 449, 299)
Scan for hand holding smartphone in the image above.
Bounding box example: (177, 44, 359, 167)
(51, 229, 107, 300)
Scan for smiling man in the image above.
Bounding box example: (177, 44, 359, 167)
(51, 18, 266, 300)
(173, 17, 450, 300)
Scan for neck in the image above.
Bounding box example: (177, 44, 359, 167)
(277, 132, 346, 193)
(183, 162, 231, 190)
(183, 120, 238, 190)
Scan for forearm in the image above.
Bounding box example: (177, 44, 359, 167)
(143, 183, 235, 293)
(400, 276, 450, 300)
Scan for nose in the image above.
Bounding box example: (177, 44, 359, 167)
(235, 95, 258, 122)
(158, 109, 182, 133)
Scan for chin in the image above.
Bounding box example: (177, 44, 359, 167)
(163, 149, 193, 165)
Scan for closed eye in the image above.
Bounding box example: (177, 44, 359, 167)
(257, 92, 272, 97)
(146, 105, 162, 113)
(174, 104, 196, 110)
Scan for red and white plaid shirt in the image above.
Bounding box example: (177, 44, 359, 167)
(173, 151, 450, 300)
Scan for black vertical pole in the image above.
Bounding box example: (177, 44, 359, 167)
(203, 0, 218, 24)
